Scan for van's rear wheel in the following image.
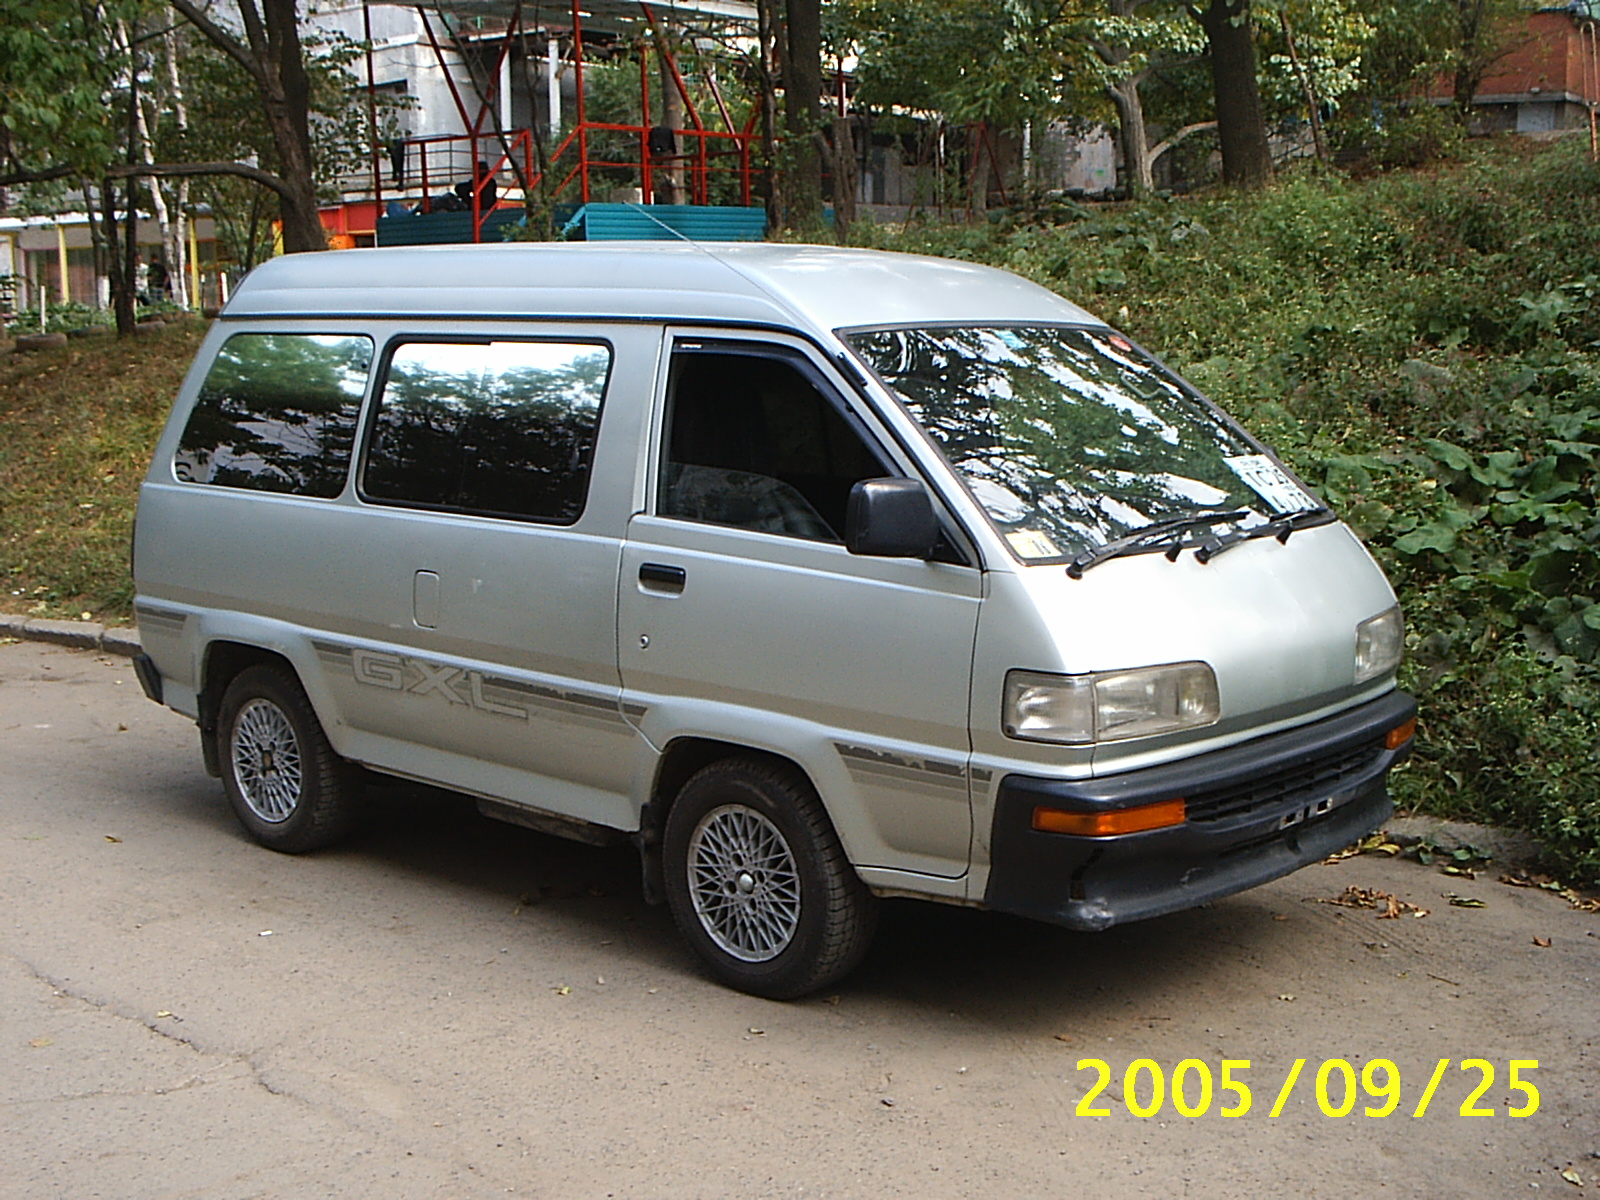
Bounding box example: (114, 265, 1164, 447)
(663, 758, 877, 999)
(218, 664, 358, 853)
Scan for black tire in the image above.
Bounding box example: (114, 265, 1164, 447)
(217, 664, 359, 853)
(663, 757, 877, 999)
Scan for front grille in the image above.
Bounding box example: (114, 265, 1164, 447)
(1184, 736, 1388, 824)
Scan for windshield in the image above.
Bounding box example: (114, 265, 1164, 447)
(846, 325, 1319, 564)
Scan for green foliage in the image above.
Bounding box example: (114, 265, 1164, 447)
(856, 138, 1600, 883)
(0, 0, 140, 177)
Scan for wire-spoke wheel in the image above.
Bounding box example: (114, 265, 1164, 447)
(688, 804, 803, 962)
(218, 664, 359, 853)
(231, 698, 304, 823)
(664, 757, 877, 999)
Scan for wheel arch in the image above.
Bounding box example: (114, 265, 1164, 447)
(637, 736, 833, 905)
(198, 641, 300, 777)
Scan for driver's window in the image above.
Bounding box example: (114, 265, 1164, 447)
(659, 346, 889, 541)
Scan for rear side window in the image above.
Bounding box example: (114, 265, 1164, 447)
(173, 333, 373, 497)
(361, 340, 611, 523)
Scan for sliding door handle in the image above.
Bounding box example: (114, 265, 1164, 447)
(638, 562, 686, 593)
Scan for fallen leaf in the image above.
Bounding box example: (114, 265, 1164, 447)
(1534, 936, 1552, 948)
(1278, 994, 1296, 1002)
(1326, 831, 1404, 863)
(553, 985, 571, 995)
(1053, 1033, 1075, 1043)
(1441, 864, 1477, 879)
(155, 1010, 172, 1018)
(748, 1027, 765, 1036)
(880, 1097, 895, 1107)
(116, 722, 128, 732)
(103, 835, 121, 843)
(1444, 893, 1486, 908)
(1560, 1167, 1583, 1187)
(28, 1037, 52, 1048)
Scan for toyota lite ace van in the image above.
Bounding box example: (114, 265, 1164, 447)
(131, 243, 1416, 997)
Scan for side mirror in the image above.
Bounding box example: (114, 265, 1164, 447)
(845, 478, 939, 559)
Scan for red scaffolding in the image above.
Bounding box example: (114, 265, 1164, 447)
(363, 0, 765, 242)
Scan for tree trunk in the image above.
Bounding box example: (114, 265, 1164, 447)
(132, 72, 176, 303)
(659, 48, 686, 204)
(1197, 0, 1273, 189)
(166, 27, 192, 308)
(756, 0, 784, 228)
(260, 0, 323, 251)
(1452, 0, 1490, 119)
(101, 180, 135, 336)
(831, 114, 857, 241)
(1277, 11, 1327, 163)
(169, 0, 325, 252)
(1107, 75, 1153, 197)
(781, 0, 823, 227)
(121, 22, 141, 332)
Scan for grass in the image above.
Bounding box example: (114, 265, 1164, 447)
(0, 320, 206, 623)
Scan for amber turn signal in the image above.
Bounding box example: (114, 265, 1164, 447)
(1385, 717, 1417, 750)
(1032, 797, 1186, 837)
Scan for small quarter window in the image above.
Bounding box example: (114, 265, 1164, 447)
(174, 333, 372, 497)
(660, 347, 888, 540)
(362, 340, 611, 523)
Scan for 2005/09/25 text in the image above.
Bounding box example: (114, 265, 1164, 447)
(1076, 1058, 1540, 1119)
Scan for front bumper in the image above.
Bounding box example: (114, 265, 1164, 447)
(983, 690, 1416, 931)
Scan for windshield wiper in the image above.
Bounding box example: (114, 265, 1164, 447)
(1193, 506, 1336, 564)
(1066, 509, 1250, 579)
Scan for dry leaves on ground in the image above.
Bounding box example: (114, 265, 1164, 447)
(1500, 869, 1600, 912)
(1319, 885, 1430, 919)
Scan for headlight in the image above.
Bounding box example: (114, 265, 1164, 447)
(1003, 663, 1220, 744)
(1355, 607, 1404, 684)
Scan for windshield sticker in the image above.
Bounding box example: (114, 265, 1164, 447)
(1006, 528, 1062, 559)
(1225, 455, 1312, 513)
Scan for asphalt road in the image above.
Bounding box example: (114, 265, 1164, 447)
(2, 639, 1597, 1199)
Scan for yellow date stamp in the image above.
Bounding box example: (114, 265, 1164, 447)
(1075, 1058, 1540, 1119)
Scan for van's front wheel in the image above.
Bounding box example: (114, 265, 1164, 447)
(663, 758, 877, 999)
(218, 664, 358, 853)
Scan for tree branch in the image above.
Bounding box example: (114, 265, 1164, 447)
(106, 159, 295, 201)
(0, 163, 80, 188)
(1149, 120, 1217, 165)
(168, 0, 267, 88)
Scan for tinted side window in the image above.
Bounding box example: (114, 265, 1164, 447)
(174, 333, 372, 497)
(362, 340, 610, 523)
(660, 349, 888, 540)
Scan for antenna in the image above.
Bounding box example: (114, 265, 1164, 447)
(623, 202, 694, 244)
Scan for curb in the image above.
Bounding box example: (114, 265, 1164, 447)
(0, 613, 140, 657)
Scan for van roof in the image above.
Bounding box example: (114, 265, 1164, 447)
(221, 241, 1103, 335)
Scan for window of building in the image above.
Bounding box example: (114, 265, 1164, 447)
(173, 333, 372, 497)
(361, 339, 611, 523)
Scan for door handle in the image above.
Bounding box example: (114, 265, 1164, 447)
(639, 562, 686, 593)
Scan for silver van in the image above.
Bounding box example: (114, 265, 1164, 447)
(131, 243, 1415, 998)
